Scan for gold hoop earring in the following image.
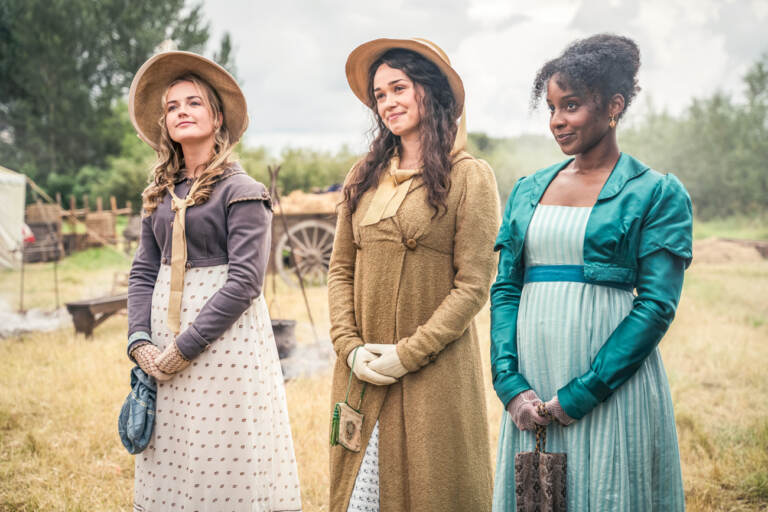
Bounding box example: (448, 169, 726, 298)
(609, 115, 617, 129)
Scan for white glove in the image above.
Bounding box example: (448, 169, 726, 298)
(347, 346, 397, 386)
(507, 390, 550, 431)
(545, 396, 576, 426)
(365, 343, 409, 379)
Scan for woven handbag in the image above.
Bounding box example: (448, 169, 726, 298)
(514, 404, 567, 511)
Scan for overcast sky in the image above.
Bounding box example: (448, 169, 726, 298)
(201, 0, 768, 153)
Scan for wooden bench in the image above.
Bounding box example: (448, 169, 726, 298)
(65, 294, 128, 337)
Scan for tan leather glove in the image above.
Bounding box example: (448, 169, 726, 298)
(155, 340, 191, 376)
(365, 343, 409, 379)
(507, 389, 551, 431)
(347, 346, 397, 386)
(130, 343, 173, 382)
(545, 396, 576, 426)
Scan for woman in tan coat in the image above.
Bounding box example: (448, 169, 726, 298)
(328, 38, 499, 512)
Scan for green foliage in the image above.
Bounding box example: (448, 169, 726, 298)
(70, 103, 155, 212)
(238, 145, 358, 194)
(0, 0, 210, 198)
(213, 32, 237, 80)
(467, 132, 564, 202)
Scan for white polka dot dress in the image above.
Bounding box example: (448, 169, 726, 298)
(346, 421, 380, 511)
(133, 264, 302, 512)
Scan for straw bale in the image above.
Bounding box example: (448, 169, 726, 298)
(85, 211, 116, 245)
(274, 190, 341, 215)
(25, 204, 62, 232)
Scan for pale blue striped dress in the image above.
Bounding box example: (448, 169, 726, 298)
(493, 205, 685, 511)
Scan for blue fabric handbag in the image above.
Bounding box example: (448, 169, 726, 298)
(118, 366, 157, 454)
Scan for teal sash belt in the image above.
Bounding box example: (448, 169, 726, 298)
(524, 265, 634, 292)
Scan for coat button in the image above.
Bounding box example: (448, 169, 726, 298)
(405, 238, 418, 250)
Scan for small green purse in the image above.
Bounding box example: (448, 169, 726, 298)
(330, 347, 367, 452)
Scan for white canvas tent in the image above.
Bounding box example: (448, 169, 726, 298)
(0, 165, 26, 269)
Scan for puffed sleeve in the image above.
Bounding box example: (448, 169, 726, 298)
(127, 213, 161, 358)
(174, 180, 272, 360)
(638, 174, 693, 267)
(395, 159, 501, 371)
(328, 166, 366, 363)
(557, 173, 693, 419)
(490, 177, 532, 407)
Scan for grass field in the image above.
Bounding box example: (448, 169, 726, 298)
(0, 236, 767, 511)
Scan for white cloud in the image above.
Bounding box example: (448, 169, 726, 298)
(199, 0, 768, 150)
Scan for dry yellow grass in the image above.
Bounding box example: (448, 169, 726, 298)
(0, 250, 766, 511)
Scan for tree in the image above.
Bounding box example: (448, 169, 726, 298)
(0, 0, 209, 196)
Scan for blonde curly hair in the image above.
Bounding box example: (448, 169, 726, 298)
(141, 73, 235, 215)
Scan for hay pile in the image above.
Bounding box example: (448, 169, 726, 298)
(692, 238, 764, 265)
(274, 190, 341, 215)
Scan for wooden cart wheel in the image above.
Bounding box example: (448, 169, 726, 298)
(275, 220, 336, 287)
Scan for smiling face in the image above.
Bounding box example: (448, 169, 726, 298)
(164, 80, 219, 146)
(372, 63, 423, 140)
(546, 74, 613, 156)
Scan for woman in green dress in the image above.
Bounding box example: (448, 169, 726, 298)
(491, 34, 692, 510)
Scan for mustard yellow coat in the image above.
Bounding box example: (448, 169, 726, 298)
(328, 151, 500, 511)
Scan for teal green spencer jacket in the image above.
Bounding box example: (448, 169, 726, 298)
(490, 153, 693, 419)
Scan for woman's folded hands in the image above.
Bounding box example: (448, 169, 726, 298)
(345, 343, 410, 385)
(347, 346, 398, 386)
(507, 389, 550, 431)
(130, 342, 173, 382)
(130, 340, 192, 381)
(155, 340, 191, 376)
(364, 343, 409, 379)
(544, 396, 576, 426)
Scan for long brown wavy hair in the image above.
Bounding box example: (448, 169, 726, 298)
(141, 73, 234, 215)
(343, 49, 460, 216)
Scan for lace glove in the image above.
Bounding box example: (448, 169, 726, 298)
(364, 343, 409, 379)
(130, 343, 173, 382)
(545, 396, 576, 426)
(155, 340, 191, 376)
(506, 389, 550, 431)
(347, 346, 397, 386)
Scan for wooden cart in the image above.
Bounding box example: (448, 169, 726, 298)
(268, 189, 339, 288)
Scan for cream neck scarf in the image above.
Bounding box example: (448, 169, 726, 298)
(166, 178, 201, 334)
(359, 111, 467, 227)
(360, 155, 420, 226)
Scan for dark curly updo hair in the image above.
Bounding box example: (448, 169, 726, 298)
(531, 33, 641, 118)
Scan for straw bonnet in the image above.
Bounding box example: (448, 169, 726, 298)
(345, 38, 465, 112)
(128, 51, 248, 150)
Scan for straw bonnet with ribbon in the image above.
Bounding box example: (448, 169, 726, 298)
(128, 51, 248, 335)
(345, 38, 468, 226)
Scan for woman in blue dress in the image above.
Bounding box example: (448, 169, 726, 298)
(491, 34, 692, 510)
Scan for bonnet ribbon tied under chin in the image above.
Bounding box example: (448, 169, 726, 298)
(166, 178, 202, 335)
(359, 108, 467, 227)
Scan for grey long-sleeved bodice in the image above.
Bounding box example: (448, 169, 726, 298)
(127, 164, 272, 359)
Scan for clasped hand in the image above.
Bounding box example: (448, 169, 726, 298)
(507, 390, 576, 431)
(132, 340, 191, 382)
(346, 343, 409, 386)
